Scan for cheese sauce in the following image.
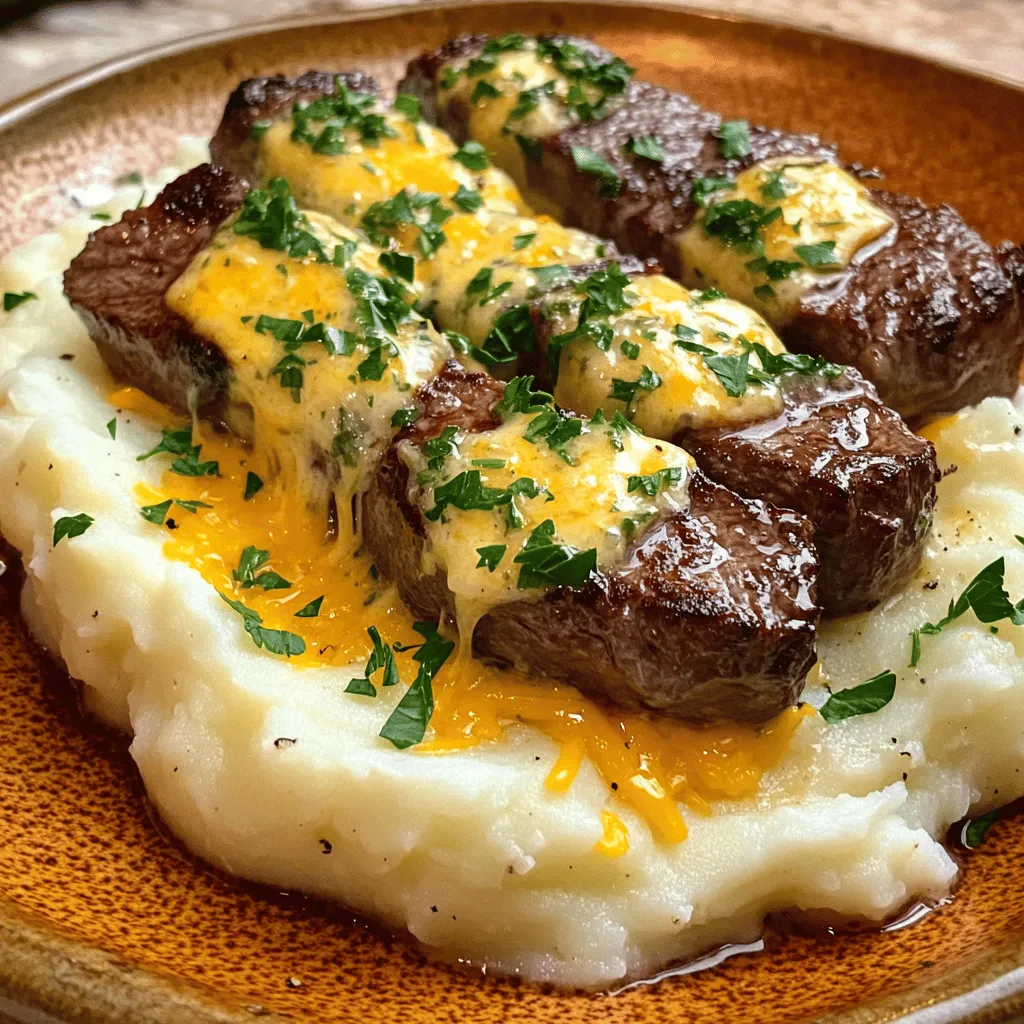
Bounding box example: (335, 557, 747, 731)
(399, 405, 693, 633)
(252, 86, 799, 434)
(679, 158, 895, 322)
(112, 385, 812, 849)
(430, 42, 896, 324)
(436, 43, 585, 198)
(255, 86, 608, 351)
(165, 209, 452, 514)
(549, 274, 787, 435)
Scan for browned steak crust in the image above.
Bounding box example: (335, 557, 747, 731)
(63, 163, 245, 415)
(210, 70, 379, 184)
(364, 362, 820, 724)
(402, 35, 1024, 420)
(787, 193, 1024, 418)
(681, 370, 938, 614)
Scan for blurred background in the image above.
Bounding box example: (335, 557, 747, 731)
(0, 0, 1021, 104)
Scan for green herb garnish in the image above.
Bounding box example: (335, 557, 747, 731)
(819, 670, 897, 724)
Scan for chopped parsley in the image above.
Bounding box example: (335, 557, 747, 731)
(609, 365, 661, 408)
(232, 545, 291, 591)
(346, 625, 400, 696)
(570, 145, 621, 198)
(627, 467, 683, 496)
(452, 185, 482, 212)
(963, 809, 1000, 849)
(476, 544, 506, 571)
(294, 596, 324, 618)
(219, 593, 305, 657)
(106, 418, 117, 440)
(379, 622, 454, 749)
(378, 250, 415, 283)
(420, 426, 458, 475)
(53, 512, 93, 547)
(473, 303, 536, 366)
(794, 240, 841, 268)
(139, 498, 210, 525)
(425, 470, 543, 523)
(136, 426, 219, 477)
(674, 331, 843, 397)
(910, 557, 1024, 668)
(508, 82, 554, 120)
(233, 178, 338, 263)
(493, 375, 553, 420)
(819, 670, 897, 724)
(535, 37, 633, 121)
(291, 78, 396, 154)
(391, 407, 419, 428)
(691, 175, 734, 208)
(3, 291, 36, 311)
(625, 135, 664, 163)
(716, 119, 751, 159)
(361, 188, 452, 258)
(512, 232, 536, 250)
(244, 472, 264, 501)
(522, 406, 584, 464)
(514, 519, 597, 590)
(452, 141, 490, 170)
(548, 263, 634, 380)
(393, 92, 421, 122)
(471, 80, 501, 103)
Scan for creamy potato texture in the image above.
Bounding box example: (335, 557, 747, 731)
(0, 142, 1022, 987)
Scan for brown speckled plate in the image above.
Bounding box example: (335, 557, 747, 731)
(2, 3, 1024, 1022)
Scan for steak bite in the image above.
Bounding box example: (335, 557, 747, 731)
(402, 35, 1024, 419)
(63, 162, 245, 416)
(63, 164, 457, 510)
(211, 70, 379, 184)
(680, 370, 939, 613)
(209, 70, 937, 614)
(364, 362, 821, 725)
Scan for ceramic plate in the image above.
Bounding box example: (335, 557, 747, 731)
(1, 3, 1024, 1021)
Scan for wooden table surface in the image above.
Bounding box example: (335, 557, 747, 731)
(0, 0, 1022, 107)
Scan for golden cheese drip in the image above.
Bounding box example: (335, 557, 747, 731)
(113, 385, 814, 849)
(164, 210, 452, 514)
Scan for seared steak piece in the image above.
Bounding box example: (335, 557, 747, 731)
(680, 370, 938, 614)
(402, 36, 1024, 419)
(211, 70, 378, 185)
(63, 162, 245, 416)
(785, 193, 1024, 420)
(364, 362, 820, 724)
(209, 69, 936, 614)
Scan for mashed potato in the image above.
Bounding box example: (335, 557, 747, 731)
(0, 142, 1021, 987)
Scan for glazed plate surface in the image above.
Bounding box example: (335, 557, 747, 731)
(1, 3, 1024, 1021)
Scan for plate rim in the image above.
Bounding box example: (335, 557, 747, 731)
(1, 0, 1022, 136)
(1, 3, 1023, 1021)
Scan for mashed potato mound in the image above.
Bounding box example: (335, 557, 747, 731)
(0, 143, 1022, 987)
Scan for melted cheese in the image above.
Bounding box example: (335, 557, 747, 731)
(678, 158, 895, 322)
(551, 274, 786, 434)
(252, 101, 796, 435)
(401, 408, 693, 631)
(165, 212, 451, 515)
(426, 208, 604, 344)
(257, 103, 606, 348)
(114, 384, 812, 847)
(260, 113, 522, 223)
(436, 46, 581, 195)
